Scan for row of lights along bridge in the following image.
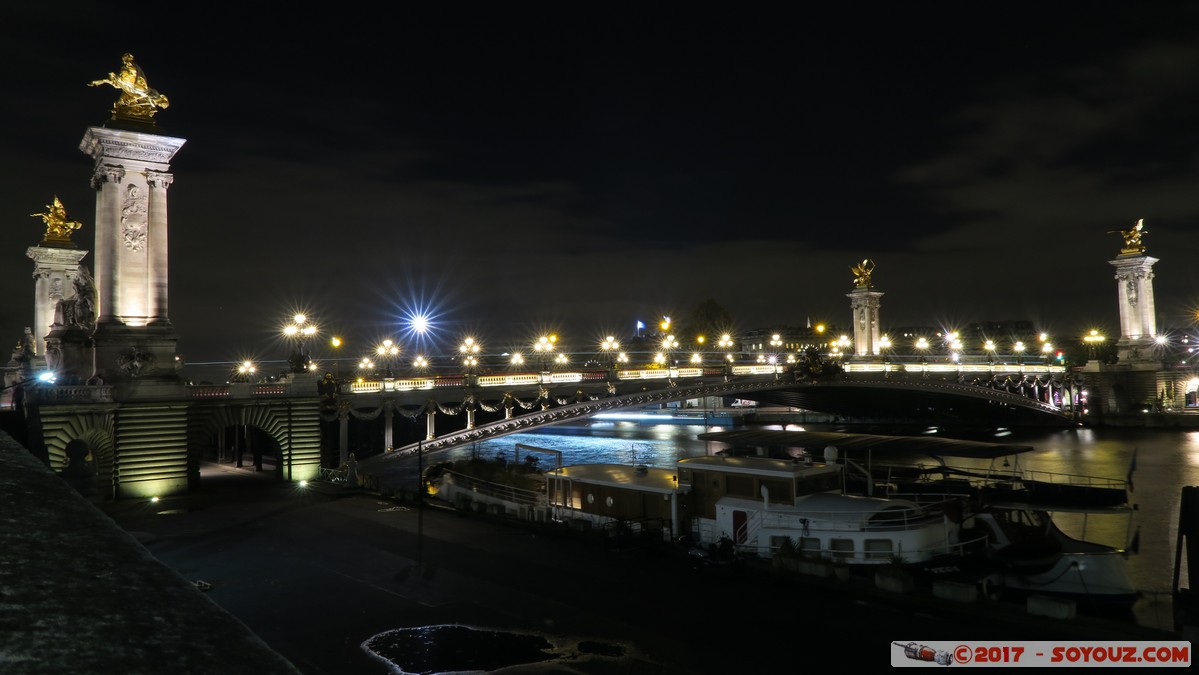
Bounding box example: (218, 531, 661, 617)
(220, 314, 1155, 384)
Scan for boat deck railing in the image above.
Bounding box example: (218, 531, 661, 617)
(750, 529, 990, 564)
(757, 501, 952, 532)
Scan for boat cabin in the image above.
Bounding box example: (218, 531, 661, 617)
(546, 464, 684, 539)
(677, 455, 959, 564)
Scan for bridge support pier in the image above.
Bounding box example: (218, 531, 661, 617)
(384, 404, 394, 452)
(338, 404, 349, 466)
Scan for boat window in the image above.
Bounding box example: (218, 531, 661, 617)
(829, 538, 854, 560)
(795, 472, 839, 496)
(760, 478, 792, 503)
(799, 537, 821, 555)
(864, 539, 893, 560)
(726, 475, 755, 497)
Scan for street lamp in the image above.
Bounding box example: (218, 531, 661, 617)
(510, 353, 525, 369)
(459, 337, 481, 375)
(375, 339, 400, 378)
(357, 357, 375, 380)
(234, 360, 256, 383)
(534, 335, 555, 372)
(553, 353, 568, 370)
(330, 336, 343, 381)
(1084, 329, 1106, 360)
(1013, 341, 1026, 365)
(984, 339, 996, 364)
(915, 337, 929, 363)
(283, 313, 317, 373)
(1042, 341, 1054, 365)
(600, 336, 619, 376)
(412, 355, 429, 379)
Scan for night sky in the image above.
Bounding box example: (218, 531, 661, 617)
(4, 3, 1199, 370)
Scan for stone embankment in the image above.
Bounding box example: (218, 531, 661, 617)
(0, 430, 301, 675)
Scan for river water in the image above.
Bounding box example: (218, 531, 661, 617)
(433, 415, 1197, 628)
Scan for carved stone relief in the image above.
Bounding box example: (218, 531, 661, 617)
(120, 183, 148, 252)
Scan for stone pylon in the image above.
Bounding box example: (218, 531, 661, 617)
(1108, 247, 1158, 365)
(847, 259, 883, 357)
(79, 126, 185, 384)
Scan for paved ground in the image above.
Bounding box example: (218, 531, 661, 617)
(100, 462, 1185, 674)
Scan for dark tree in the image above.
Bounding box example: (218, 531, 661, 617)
(675, 299, 736, 348)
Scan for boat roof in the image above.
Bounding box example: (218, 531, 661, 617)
(695, 429, 1036, 460)
(677, 455, 841, 478)
(717, 492, 922, 518)
(547, 464, 680, 494)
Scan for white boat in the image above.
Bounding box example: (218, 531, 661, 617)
(676, 455, 972, 566)
(693, 428, 1140, 608)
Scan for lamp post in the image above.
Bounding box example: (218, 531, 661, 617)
(330, 336, 343, 382)
(600, 336, 619, 378)
(459, 337, 481, 380)
(232, 360, 256, 468)
(1042, 341, 1054, 365)
(879, 335, 892, 375)
(376, 339, 400, 379)
(984, 339, 996, 366)
(357, 357, 375, 381)
(283, 313, 317, 374)
(718, 333, 735, 379)
(1013, 341, 1025, 366)
(1084, 329, 1106, 361)
(534, 335, 555, 372)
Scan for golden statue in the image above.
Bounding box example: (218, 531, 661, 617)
(31, 196, 82, 245)
(88, 53, 169, 122)
(850, 259, 875, 289)
(1108, 218, 1147, 255)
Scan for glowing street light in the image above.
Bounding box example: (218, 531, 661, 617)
(534, 335, 555, 371)
(984, 339, 996, 364)
(358, 357, 375, 375)
(1013, 341, 1026, 365)
(330, 336, 344, 381)
(600, 336, 620, 375)
(234, 360, 256, 383)
(1084, 329, 1106, 360)
(915, 337, 929, 363)
(510, 353, 525, 368)
(283, 313, 318, 373)
(459, 338, 481, 375)
(375, 338, 400, 378)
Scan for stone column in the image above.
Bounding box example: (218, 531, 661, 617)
(1110, 253, 1159, 363)
(145, 170, 173, 325)
(80, 126, 185, 384)
(426, 410, 437, 440)
(337, 401, 350, 466)
(847, 288, 884, 357)
(26, 246, 88, 352)
(91, 164, 125, 326)
(383, 403, 394, 451)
